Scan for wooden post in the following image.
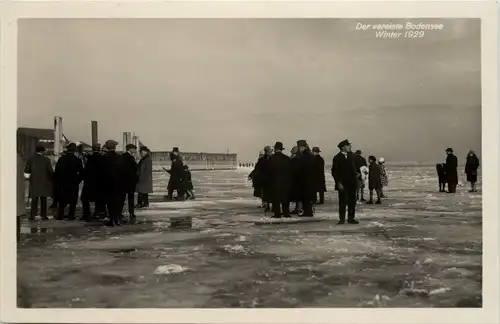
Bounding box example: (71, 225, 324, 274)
(53, 116, 63, 161)
(122, 132, 127, 151)
(91, 121, 98, 146)
(126, 132, 132, 146)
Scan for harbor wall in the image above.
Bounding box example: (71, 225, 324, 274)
(150, 151, 237, 171)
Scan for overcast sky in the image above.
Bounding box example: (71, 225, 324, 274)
(18, 18, 481, 162)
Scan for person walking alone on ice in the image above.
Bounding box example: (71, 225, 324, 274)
(465, 150, 480, 192)
(120, 144, 138, 223)
(268, 142, 292, 218)
(445, 148, 458, 193)
(54, 143, 83, 221)
(331, 139, 359, 224)
(81, 143, 105, 222)
(101, 140, 123, 227)
(367, 156, 382, 204)
(24, 144, 53, 221)
(353, 149, 368, 201)
(378, 157, 388, 198)
(296, 140, 316, 217)
(136, 146, 153, 208)
(312, 147, 326, 205)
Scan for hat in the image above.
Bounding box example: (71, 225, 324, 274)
(172, 147, 179, 152)
(297, 140, 308, 147)
(290, 146, 298, 154)
(355, 149, 362, 154)
(274, 141, 284, 151)
(66, 143, 77, 152)
(92, 143, 101, 151)
(378, 157, 385, 163)
(445, 148, 454, 153)
(264, 146, 272, 153)
(369, 155, 377, 162)
(140, 146, 149, 152)
(126, 143, 137, 150)
(35, 144, 46, 153)
(312, 147, 321, 153)
(104, 140, 118, 150)
(337, 139, 351, 149)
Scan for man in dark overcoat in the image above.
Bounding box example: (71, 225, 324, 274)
(296, 140, 316, 217)
(81, 144, 105, 221)
(268, 142, 292, 218)
(289, 146, 301, 214)
(120, 144, 138, 222)
(253, 146, 273, 212)
(24, 144, 54, 221)
(166, 150, 185, 200)
(101, 140, 124, 226)
(54, 143, 83, 220)
(312, 147, 327, 205)
(136, 146, 153, 207)
(331, 139, 359, 224)
(445, 148, 458, 193)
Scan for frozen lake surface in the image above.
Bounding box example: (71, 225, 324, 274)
(17, 166, 482, 308)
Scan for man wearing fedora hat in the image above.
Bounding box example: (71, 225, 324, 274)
(101, 140, 124, 226)
(312, 147, 326, 205)
(81, 143, 105, 221)
(268, 141, 292, 218)
(296, 140, 316, 217)
(331, 139, 359, 224)
(445, 147, 458, 193)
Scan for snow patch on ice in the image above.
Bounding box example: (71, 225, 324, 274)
(154, 264, 191, 275)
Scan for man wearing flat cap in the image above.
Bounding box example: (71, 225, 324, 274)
(54, 143, 84, 220)
(268, 141, 292, 218)
(101, 140, 123, 226)
(120, 144, 138, 222)
(312, 147, 326, 205)
(81, 143, 105, 221)
(331, 139, 359, 224)
(24, 144, 53, 221)
(296, 140, 316, 217)
(445, 147, 458, 193)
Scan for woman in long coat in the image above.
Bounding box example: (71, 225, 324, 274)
(378, 157, 389, 198)
(252, 147, 273, 211)
(248, 151, 265, 205)
(367, 156, 382, 204)
(136, 146, 153, 207)
(465, 150, 480, 192)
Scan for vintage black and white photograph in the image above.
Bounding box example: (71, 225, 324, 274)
(15, 18, 483, 309)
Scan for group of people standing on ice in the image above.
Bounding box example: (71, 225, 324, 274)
(24, 140, 155, 226)
(436, 148, 480, 193)
(248, 139, 389, 224)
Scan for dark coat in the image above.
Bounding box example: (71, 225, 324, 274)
(445, 153, 458, 185)
(136, 153, 153, 194)
(313, 155, 327, 193)
(248, 168, 261, 198)
(181, 170, 194, 191)
(121, 152, 138, 192)
(353, 154, 368, 171)
(24, 154, 53, 198)
(167, 158, 184, 190)
(296, 149, 317, 201)
(268, 151, 292, 202)
(368, 163, 382, 190)
(465, 154, 480, 182)
(331, 151, 358, 190)
(289, 155, 301, 202)
(54, 152, 83, 200)
(101, 150, 123, 199)
(81, 152, 104, 202)
(251, 155, 272, 201)
(436, 163, 447, 183)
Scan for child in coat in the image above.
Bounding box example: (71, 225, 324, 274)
(367, 156, 382, 204)
(436, 163, 447, 192)
(182, 165, 195, 200)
